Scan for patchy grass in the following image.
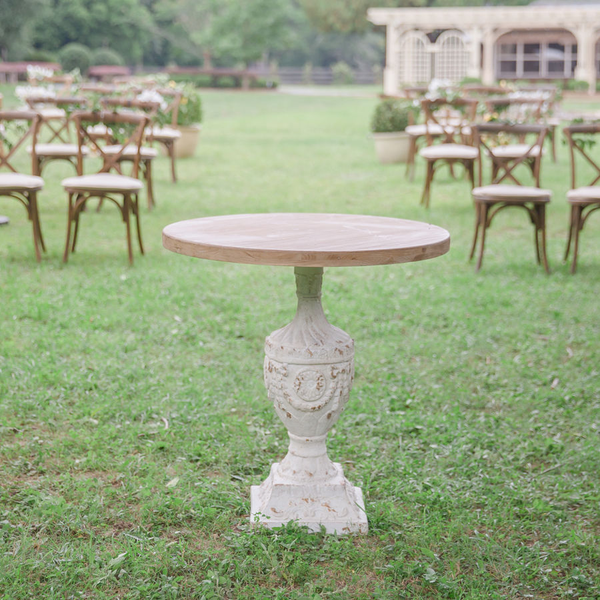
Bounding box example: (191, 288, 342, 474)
(0, 88, 599, 599)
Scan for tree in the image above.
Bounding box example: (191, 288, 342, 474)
(0, 0, 45, 60)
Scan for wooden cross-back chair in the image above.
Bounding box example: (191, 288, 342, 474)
(0, 110, 45, 261)
(97, 97, 159, 209)
(470, 123, 551, 273)
(26, 96, 89, 175)
(563, 123, 600, 273)
(417, 97, 479, 208)
(62, 110, 149, 265)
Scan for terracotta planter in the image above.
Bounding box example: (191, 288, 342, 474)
(373, 131, 410, 164)
(173, 124, 201, 158)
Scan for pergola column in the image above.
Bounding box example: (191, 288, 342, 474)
(482, 28, 496, 85)
(574, 25, 597, 94)
(383, 23, 401, 95)
(467, 27, 483, 80)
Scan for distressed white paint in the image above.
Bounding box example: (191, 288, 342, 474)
(250, 267, 368, 534)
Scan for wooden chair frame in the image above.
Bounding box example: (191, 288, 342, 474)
(419, 97, 479, 208)
(563, 123, 600, 273)
(0, 110, 45, 260)
(98, 97, 159, 208)
(63, 110, 149, 265)
(470, 123, 550, 273)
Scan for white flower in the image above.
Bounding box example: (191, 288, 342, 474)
(137, 89, 167, 111)
(26, 65, 55, 81)
(15, 85, 56, 100)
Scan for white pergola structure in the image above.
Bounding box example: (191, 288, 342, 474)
(367, 4, 600, 95)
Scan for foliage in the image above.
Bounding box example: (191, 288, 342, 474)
(370, 99, 413, 133)
(0, 0, 45, 60)
(24, 49, 58, 63)
(59, 43, 92, 74)
(566, 80, 590, 92)
(331, 61, 354, 85)
(91, 47, 125, 67)
(176, 84, 202, 125)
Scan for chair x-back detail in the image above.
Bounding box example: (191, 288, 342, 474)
(471, 123, 551, 273)
(26, 96, 89, 176)
(97, 97, 160, 209)
(62, 110, 149, 265)
(0, 110, 45, 261)
(563, 123, 600, 273)
(418, 97, 479, 208)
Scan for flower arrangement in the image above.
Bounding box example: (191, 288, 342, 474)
(175, 83, 202, 127)
(370, 99, 415, 134)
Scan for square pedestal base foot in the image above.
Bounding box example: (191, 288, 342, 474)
(250, 462, 368, 534)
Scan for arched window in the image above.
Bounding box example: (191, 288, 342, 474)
(398, 31, 431, 84)
(435, 30, 469, 82)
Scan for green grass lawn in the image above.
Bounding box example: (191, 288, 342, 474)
(1, 88, 599, 599)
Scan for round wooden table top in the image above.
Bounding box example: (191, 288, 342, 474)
(162, 213, 450, 267)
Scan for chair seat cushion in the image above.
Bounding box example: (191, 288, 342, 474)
(146, 127, 181, 140)
(419, 144, 478, 160)
(62, 173, 143, 192)
(567, 186, 600, 203)
(0, 173, 44, 191)
(103, 145, 158, 159)
(489, 144, 543, 159)
(405, 123, 444, 137)
(40, 108, 66, 119)
(87, 124, 112, 135)
(28, 143, 89, 157)
(473, 184, 551, 202)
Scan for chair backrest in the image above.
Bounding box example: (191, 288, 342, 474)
(153, 88, 183, 128)
(474, 123, 548, 187)
(100, 97, 160, 119)
(462, 84, 509, 98)
(484, 96, 544, 122)
(421, 97, 478, 144)
(563, 123, 600, 189)
(0, 110, 40, 174)
(71, 110, 149, 178)
(25, 96, 87, 109)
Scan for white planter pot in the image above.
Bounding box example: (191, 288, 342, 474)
(373, 131, 410, 164)
(173, 124, 201, 158)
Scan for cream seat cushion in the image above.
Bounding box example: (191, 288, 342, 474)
(473, 184, 551, 202)
(87, 124, 112, 135)
(103, 145, 158, 159)
(405, 123, 444, 137)
(146, 127, 181, 140)
(489, 144, 543, 159)
(62, 173, 143, 192)
(0, 173, 44, 191)
(39, 108, 66, 119)
(419, 144, 478, 160)
(567, 186, 600, 203)
(28, 144, 89, 157)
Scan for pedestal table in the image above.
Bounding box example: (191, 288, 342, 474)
(162, 213, 450, 534)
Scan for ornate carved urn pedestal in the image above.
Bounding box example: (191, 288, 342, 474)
(250, 267, 368, 534)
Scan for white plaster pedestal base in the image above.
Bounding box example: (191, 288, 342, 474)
(250, 267, 368, 534)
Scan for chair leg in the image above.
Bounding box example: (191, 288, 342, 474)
(133, 194, 144, 254)
(145, 160, 155, 210)
(71, 199, 82, 253)
(28, 192, 42, 263)
(421, 161, 434, 208)
(551, 127, 557, 163)
(168, 143, 177, 183)
(539, 205, 550, 274)
(123, 195, 134, 265)
(564, 204, 575, 262)
(571, 206, 583, 274)
(469, 202, 481, 261)
(63, 193, 74, 263)
(534, 214, 542, 265)
(475, 203, 490, 272)
(406, 136, 416, 181)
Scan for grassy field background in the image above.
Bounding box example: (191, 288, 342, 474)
(0, 86, 599, 599)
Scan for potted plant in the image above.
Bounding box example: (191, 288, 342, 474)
(173, 83, 203, 158)
(371, 99, 413, 164)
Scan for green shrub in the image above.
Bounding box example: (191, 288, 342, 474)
(177, 85, 203, 126)
(370, 99, 412, 133)
(59, 43, 92, 74)
(332, 61, 354, 85)
(24, 49, 58, 64)
(91, 48, 124, 66)
(460, 76, 482, 85)
(565, 79, 589, 92)
(167, 73, 276, 89)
